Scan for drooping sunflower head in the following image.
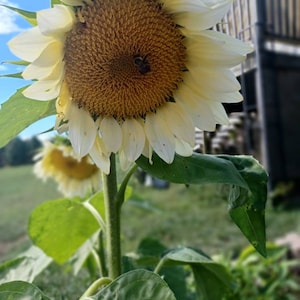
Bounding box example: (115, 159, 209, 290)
(65, 0, 186, 120)
(34, 139, 101, 197)
(9, 0, 253, 173)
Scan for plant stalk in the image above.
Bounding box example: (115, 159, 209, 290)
(102, 153, 121, 279)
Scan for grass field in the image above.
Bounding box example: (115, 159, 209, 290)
(1, 165, 300, 258)
(0, 165, 300, 298)
(0, 166, 60, 258)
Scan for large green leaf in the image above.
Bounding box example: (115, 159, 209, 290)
(0, 6, 36, 26)
(219, 155, 268, 257)
(159, 247, 233, 300)
(28, 198, 100, 264)
(0, 281, 50, 300)
(136, 153, 248, 187)
(219, 155, 268, 209)
(137, 153, 268, 257)
(0, 246, 52, 284)
(134, 238, 189, 300)
(91, 269, 176, 300)
(0, 87, 56, 148)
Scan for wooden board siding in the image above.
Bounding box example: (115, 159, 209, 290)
(266, 0, 300, 41)
(214, 0, 256, 42)
(214, 0, 300, 43)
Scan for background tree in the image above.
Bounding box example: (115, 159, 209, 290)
(0, 136, 42, 167)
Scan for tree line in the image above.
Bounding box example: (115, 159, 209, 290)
(0, 136, 42, 167)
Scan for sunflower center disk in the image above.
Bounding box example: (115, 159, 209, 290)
(64, 0, 186, 119)
(50, 149, 98, 179)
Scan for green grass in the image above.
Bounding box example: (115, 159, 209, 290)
(122, 183, 245, 255)
(0, 165, 300, 298)
(122, 180, 300, 256)
(1, 165, 300, 259)
(0, 165, 61, 258)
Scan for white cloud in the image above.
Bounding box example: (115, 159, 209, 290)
(0, 64, 8, 71)
(0, 0, 22, 34)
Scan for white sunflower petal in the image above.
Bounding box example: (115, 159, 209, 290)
(163, 0, 208, 12)
(121, 119, 145, 162)
(162, 103, 195, 146)
(187, 66, 241, 93)
(56, 81, 72, 118)
(207, 101, 229, 125)
(142, 139, 153, 163)
(200, 91, 243, 103)
(22, 41, 64, 80)
(68, 104, 97, 157)
(171, 1, 232, 31)
(175, 89, 216, 131)
(220, 92, 243, 103)
(185, 31, 252, 68)
(118, 150, 133, 171)
(100, 117, 122, 153)
(145, 112, 175, 164)
(181, 71, 241, 105)
(23, 79, 62, 100)
(8, 27, 53, 62)
(200, 30, 253, 56)
(175, 139, 193, 157)
(163, 0, 230, 13)
(37, 5, 75, 36)
(23, 60, 64, 82)
(189, 103, 217, 131)
(89, 136, 110, 174)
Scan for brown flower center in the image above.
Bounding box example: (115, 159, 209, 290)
(64, 0, 186, 119)
(50, 148, 98, 179)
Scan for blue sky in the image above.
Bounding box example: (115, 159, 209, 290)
(0, 0, 55, 139)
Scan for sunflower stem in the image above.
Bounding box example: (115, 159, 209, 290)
(102, 153, 121, 279)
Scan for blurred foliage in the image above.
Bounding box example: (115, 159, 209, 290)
(0, 136, 41, 167)
(216, 244, 300, 300)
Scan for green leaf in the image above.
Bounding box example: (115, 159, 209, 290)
(137, 238, 167, 257)
(0, 72, 23, 79)
(89, 191, 106, 219)
(230, 206, 266, 256)
(192, 265, 230, 300)
(137, 153, 268, 257)
(127, 239, 191, 300)
(219, 155, 268, 209)
(0, 86, 56, 148)
(52, 0, 62, 6)
(0, 5, 36, 26)
(0, 281, 50, 300)
(3, 60, 29, 66)
(136, 153, 248, 187)
(28, 198, 100, 264)
(219, 155, 268, 257)
(91, 270, 176, 300)
(0, 246, 52, 284)
(159, 247, 233, 300)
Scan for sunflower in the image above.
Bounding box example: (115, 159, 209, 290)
(34, 140, 101, 197)
(8, 0, 252, 173)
